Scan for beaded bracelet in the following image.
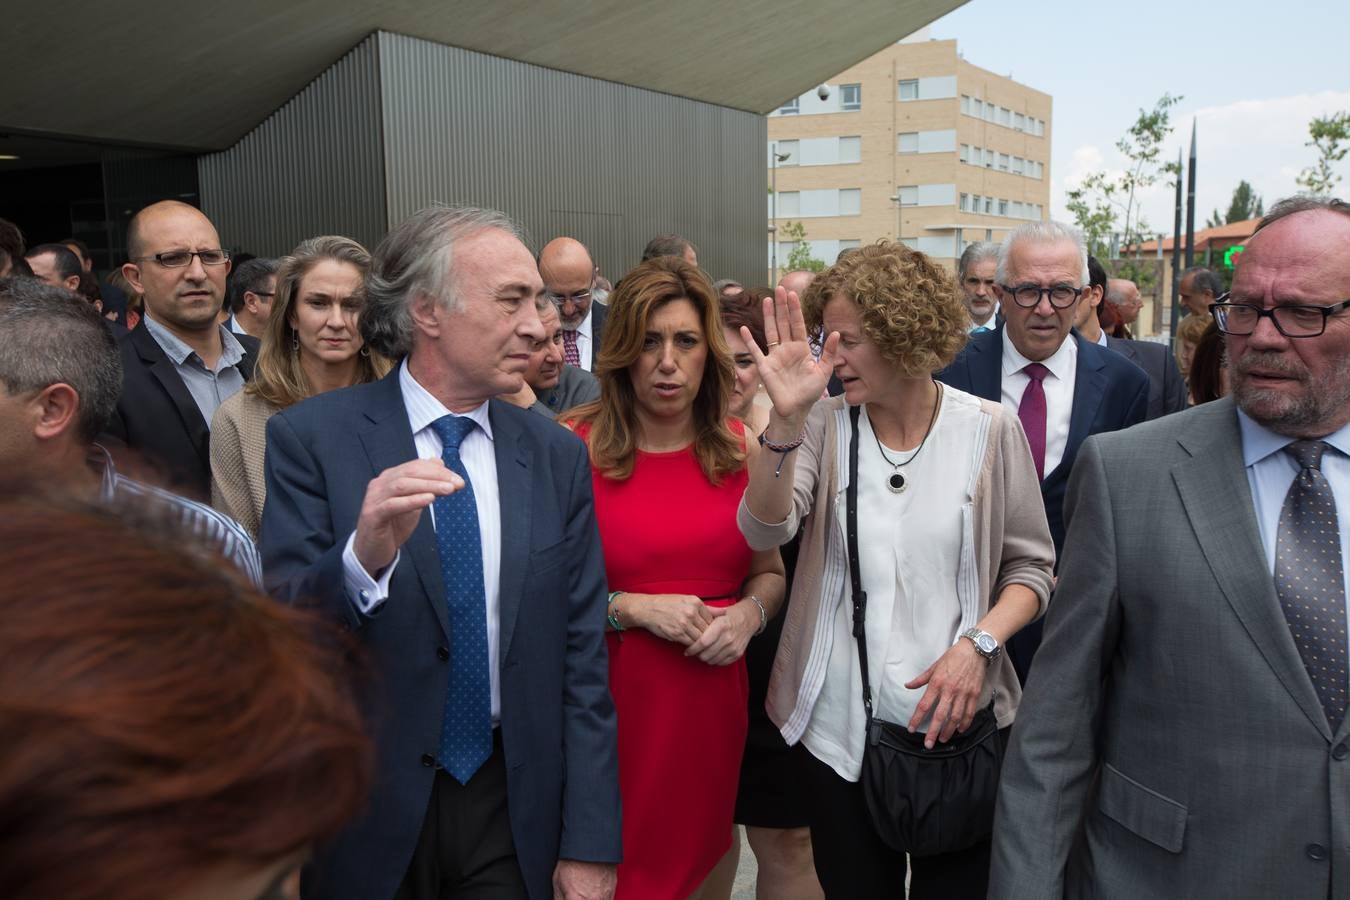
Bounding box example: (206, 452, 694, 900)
(606, 590, 625, 632)
(757, 429, 807, 477)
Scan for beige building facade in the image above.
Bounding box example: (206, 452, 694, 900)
(767, 30, 1052, 277)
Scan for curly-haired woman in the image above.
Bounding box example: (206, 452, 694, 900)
(737, 241, 1054, 899)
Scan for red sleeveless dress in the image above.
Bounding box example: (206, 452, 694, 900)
(582, 422, 753, 900)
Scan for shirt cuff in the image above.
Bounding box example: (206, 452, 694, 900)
(342, 532, 398, 615)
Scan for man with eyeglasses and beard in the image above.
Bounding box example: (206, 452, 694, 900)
(938, 221, 1149, 682)
(104, 201, 259, 500)
(538, 237, 607, 372)
(991, 195, 1350, 900)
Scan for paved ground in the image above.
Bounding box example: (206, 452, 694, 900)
(731, 826, 758, 899)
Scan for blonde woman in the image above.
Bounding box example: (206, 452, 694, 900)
(210, 236, 390, 536)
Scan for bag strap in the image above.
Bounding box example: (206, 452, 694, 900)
(846, 405, 874, 723)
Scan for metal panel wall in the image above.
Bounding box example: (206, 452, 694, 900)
(197, 35, 387, 256)
(377, 32, 766, 287)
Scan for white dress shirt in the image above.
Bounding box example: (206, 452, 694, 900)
(1000, 331, 1078, 478)
(342, 360, 504, 718)
(1238, 409, 1350, 608)
(1095, 329, 1109, 347)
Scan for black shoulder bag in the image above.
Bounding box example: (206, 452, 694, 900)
(846, 404, 1005, 857)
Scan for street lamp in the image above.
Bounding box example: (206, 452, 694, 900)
(771, 143, 791, 285)
(889, 192, 903, 246)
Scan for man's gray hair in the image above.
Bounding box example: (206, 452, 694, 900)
(362, 206, 527, 360)
(1104, 280, 1135, 306)
(0, 276, 121, 441)
(996, 221, 1090, 286)
(957, 241, 1000, 281)
(1254, 195, 1350, 234)
(1181, 266, 1224, 297)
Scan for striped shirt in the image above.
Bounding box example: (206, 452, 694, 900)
(95, 445, 263, 587)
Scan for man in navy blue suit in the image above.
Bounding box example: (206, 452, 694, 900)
(260, 207, 620, 900)
(938, 221, 1149, 681)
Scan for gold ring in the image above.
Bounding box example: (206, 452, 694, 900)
(767, 340, 781, 348)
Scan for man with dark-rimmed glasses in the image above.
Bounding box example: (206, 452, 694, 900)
(103, 200, 259, 499)
(991, 195, 1350, 900)
(938, 220, 1149, 681)
(537, 236, 606, 372)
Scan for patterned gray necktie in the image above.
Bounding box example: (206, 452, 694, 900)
(1275, 439, 1349, 730)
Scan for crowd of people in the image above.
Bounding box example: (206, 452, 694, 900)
(0, 192, 1348, 900)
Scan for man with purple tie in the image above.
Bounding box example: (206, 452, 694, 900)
(538, 237, 606, 373)
(938, 221, 1148, 681)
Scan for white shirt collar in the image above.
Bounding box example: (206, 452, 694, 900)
(1237, 407, 1350, 468)
(574, 304, 593, 340)
(399, 359, 494, 440)
(1001, 329, 1077, 383)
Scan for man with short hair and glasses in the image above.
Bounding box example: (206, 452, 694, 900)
(103, 200, 259, 500)
(537, 236, 606, 372)
(939, 221, 1149, 681)
(223, 256, 278, 338)
(991, 195, 1350, 900)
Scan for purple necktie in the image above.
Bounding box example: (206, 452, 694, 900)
(1018, 363, 1049, 480)
(562, 330, 581, 367)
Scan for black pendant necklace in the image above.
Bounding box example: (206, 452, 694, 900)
(870, 382, 943, 495)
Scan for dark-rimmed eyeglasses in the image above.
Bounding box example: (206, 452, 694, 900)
(545, 288, 592, 306)
(135, 249, 231, 268)
(1000, 283, 1083, 309)
(1210, 293, 1350, 338)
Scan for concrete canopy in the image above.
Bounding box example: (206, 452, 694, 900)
(7, 0, 963, 152)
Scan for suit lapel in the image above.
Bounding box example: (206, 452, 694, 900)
(132, 324, 211, 465)
(1061, 335, 1107, 474)
(969, 327, 1003, 401)
(1172, 399, 1331, 739)
(357, 372, 451, 642)
(490, 401, 533, 659)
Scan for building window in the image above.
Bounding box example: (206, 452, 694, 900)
(998, 153, 1010, 172)
(898, 185, 918, 206)
(898, 79, 919, 101)
(777, 96, 799, 115)
(959, 193, 970, 212)
(1014, 112, 1025, 131)
(1012, 156, 1024, 175)
(777, 191, 800, 216)
(971, 98, 983, 118)
(898, 133, 918, 154)
(773, 140, 798, 165)
(984, 104, 996, 123)
(961, 95, 971, 115)
(999, 107, 1012, 126)
(838, 136, 862, 164)
(841, 83, 861, 111)
(985, 148, 996, 168)
(839, 189, 862, 215)
(959, 143, 970, 163)
(984, 197, 993, 214)
(998, 199, 1009, 216)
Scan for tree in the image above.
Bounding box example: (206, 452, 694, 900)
(780, 220, 826, 273)
(1296, 111, 1350, 195)
(1065, 93, 1183, 258)
(1205, 180, 1265, 228)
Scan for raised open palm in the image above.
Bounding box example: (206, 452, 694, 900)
(742, 286, 839, 421)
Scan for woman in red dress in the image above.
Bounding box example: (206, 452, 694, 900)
(566, 256, 786, 900)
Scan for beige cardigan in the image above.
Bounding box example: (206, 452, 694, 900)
(737, 391, 1055, 743)
(209, 390, 280, 539)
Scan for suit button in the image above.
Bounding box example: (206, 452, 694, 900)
(421, 753, 436, 768)
(1334, 743, 1349, 761)
(437, 646, 450, 661)
(1307, 843, 1328, 861)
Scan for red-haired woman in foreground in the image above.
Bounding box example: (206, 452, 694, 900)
(0, 502, 371, 900)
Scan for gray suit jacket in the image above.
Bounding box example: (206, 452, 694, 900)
(991, 397, 1348, 900)
(541, 365, 600, 417)
(1105, 335, 1188, 420)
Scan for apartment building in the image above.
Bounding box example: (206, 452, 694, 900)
(767, 29, 1052, 275)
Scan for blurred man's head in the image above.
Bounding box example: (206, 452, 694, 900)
(538, 238, 595, 330)
(25, 244, 83, 294)
(1178, 266, 1223, 317)
(778, 269, 815, 300)
(641, 234, 698, 268)
(957, 242, 1000, 326)
(1105, 278, 1142, 326)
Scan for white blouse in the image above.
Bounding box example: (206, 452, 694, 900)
(801, 388, 982, 782)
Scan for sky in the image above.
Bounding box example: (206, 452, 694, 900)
(926, 0, 1350, 237)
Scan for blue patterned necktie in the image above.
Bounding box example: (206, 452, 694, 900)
(1275, 440, 1349, 730)
(430, 414, 492, 783)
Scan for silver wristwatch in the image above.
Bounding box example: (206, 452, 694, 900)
(961, 627, 1001, 663)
